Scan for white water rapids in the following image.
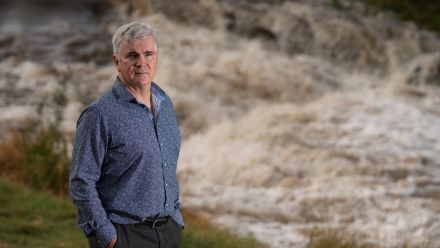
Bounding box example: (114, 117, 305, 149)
(0, 1, 439, 247)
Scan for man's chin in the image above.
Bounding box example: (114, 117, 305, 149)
(133, 80, 152, 87)
(134, 75, 152, 84)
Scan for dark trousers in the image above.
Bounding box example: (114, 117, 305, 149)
(88, 219, 182, 248)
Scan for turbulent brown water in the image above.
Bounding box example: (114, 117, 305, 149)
(1, 1, 440, 247)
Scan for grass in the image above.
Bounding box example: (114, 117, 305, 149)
(0, 180, 83, 248)
(181, 209, 268, 248)
(0, 179, 267, 248)
(305, 229, 374, 248)
(304, 228, 433, 248)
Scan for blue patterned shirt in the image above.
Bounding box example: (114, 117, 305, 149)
(69, 78, 183, 248)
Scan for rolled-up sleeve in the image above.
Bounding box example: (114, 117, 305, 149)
(69, 106, 116, 248)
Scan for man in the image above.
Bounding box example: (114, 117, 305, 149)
(69, 22, 183, 248)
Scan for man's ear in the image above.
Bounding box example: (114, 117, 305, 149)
(112, 54, 119, 67)
(112, 54, 122, 72)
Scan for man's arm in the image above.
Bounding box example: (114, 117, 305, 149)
(69, 107, 116, 248)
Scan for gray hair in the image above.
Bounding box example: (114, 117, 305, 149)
(112, 22, 159, 55)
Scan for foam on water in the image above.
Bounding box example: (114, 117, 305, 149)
(179, 88, 440, 247)
(0, 1, 439, 247)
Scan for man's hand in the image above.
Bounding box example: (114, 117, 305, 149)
(105, 237, 117, 248)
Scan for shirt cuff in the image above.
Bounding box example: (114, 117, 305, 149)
(95, 220, 116, 248)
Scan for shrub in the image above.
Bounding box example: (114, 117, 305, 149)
(0, 120, 70, 195)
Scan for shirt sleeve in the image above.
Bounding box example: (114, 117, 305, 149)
(69, 106, 116, 248)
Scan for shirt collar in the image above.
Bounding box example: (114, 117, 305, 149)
(113, 77, 136, 103)
(112, 77, 166, 113)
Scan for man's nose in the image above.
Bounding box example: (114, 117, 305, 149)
(136, 55, 147, 66)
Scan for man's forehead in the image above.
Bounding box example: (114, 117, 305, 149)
(121, 38, 157, 51)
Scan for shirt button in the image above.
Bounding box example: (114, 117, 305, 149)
(165, 183, 168, 186)
(164, 163, 167, 167)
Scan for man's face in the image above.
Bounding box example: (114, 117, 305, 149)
(113, 36, 158, 87)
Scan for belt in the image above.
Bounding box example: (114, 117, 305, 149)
(140, 217, 170, 228)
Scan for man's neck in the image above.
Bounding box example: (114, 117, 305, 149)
(125, 82, 153, 110)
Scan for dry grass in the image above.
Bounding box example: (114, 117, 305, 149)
(0, 132, 25, 180)
(306, 228, 375, 248)
(304, 228, 434, 248)
(0, 119, 70, 196)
